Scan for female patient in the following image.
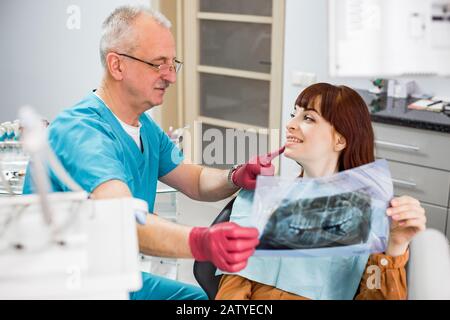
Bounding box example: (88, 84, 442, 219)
(216, 83, 426, 300)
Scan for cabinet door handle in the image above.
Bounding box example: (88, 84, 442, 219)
(375, 140, 420, 152)
(392, 178, 417, 188)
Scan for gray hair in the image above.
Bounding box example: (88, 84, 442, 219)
(99, 5, 171, 68)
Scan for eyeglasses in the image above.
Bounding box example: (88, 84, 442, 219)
(115, 53, 183, 74)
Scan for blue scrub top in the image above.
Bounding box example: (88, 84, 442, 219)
(23, 92, 183, 212)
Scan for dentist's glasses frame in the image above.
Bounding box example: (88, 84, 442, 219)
(114, 52, 183, 74)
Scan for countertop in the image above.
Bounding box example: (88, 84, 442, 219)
(358, 90, 450, 134)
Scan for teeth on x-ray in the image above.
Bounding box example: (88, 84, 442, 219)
(257, 191, 372, 250)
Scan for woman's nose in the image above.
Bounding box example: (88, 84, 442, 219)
(286, 117, 298, 132)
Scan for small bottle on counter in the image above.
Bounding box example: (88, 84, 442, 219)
(0, 125, 6, 142)
(1, 122, 14, 141)
(12, 120, 21, 141)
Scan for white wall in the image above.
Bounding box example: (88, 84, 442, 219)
(0, 0, 153, 123)
(280, 0, 450, 176)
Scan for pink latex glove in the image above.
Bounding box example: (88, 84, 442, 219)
(189, 222, 260, 273)
(232, 146, 286, 190)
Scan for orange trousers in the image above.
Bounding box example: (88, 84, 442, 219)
(215, 275, 309, 300)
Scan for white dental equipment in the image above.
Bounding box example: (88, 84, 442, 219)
(0, 107, 144, 299)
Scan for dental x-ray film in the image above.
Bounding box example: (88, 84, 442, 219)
(251, 159, 393, 257)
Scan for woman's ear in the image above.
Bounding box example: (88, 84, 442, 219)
(334, 133, 347, 152)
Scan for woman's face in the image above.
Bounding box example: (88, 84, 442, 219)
(284, 101, 342, 167)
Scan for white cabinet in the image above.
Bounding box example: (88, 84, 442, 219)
(373, 122, 450, 237)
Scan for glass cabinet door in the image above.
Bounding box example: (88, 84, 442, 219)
(200, 73, 270, 127)
(200, 0, 273, 16)
(184, 0, 284, 167)
(200, 20, 272, 73)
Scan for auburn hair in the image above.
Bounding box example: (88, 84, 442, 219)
(295, 83, 375, 171)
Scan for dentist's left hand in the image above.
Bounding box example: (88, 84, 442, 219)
(231, 146, 285, 190)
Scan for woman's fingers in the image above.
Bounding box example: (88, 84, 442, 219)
(391, 210, 425, 221)
(390, 196, 421, 207)
(388, 197, 427, 247)
(387, 197, 427, 230)
(387, 202, 425, 218)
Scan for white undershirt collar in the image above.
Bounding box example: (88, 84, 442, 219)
(94, 92, 142, 151)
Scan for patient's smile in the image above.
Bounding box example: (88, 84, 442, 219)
(286, 135, 303, 145)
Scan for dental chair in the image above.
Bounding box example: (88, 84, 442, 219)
(408, 229, 450, 299)
(193, 197, 236, 300)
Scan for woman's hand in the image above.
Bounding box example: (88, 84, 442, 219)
(385, 196, 427, 257)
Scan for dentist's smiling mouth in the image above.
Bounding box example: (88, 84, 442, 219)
(155, 83, 169, 92)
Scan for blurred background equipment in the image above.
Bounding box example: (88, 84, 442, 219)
(0, 107, 142, 299)
(408, 229, 450, 300)
(0, 193, 143, 299)
(0, 120, 30, 196)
